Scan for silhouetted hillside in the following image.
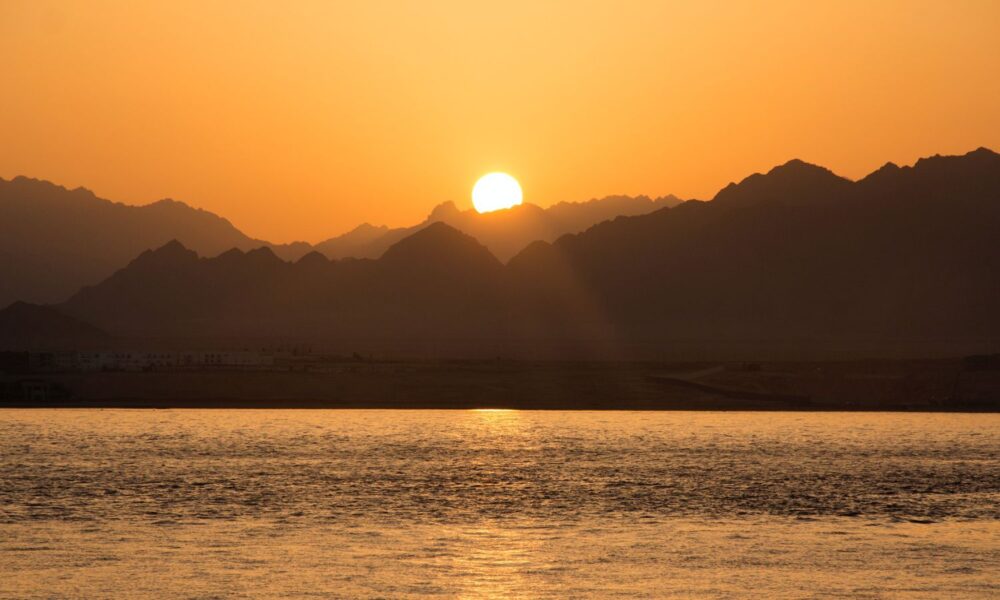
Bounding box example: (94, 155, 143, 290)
(0, 177, 312, 305)
(315, 194, 681, 262)
(62, 223, 508, 341)
(0, 301, 108, 349)
(17, 148, 1000, 358)
(1, 176, 678, 307)
(380, 222, 505, 275)
(507, 148, 1000, 350)
(712, 159, 852, 207)
(314, 222, 393, 259)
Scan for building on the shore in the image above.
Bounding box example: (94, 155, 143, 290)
(27, 350, 278, 372)
(0, 378, 69, 402)
(178, 351, 276, 369)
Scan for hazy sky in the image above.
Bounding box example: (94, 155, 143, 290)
(2, 0, 999, 242)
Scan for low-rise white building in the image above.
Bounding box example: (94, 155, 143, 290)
(30, 350, 278, 371)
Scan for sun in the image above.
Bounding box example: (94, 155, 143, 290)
(472, 172, 523, 213)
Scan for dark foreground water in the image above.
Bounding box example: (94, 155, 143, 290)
(0, 410, 997, 598)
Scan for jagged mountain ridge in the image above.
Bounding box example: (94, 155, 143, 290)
(59, 222, 508, 341)
(29, 147, 1000, 358)
(0, 174, 681, 306)
(505, 148, 1000, 345)
(0, 176, 312, 306)
(314, 194, 682, 262)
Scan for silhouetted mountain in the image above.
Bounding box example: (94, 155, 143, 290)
(61, 223, 508, 341)
(545, 194, 680, 230)
(20, 148, 1000, 358)
(380, 221, 504, 275)
(2, 176, 673, 307)
(713, 159, 852, 207)
(0, 176, 312, 305)
(507, 148, 1000, 350)
(314, 194, 682, 262)
(0, 302, 108, 349)
(312, 222, 393, 259)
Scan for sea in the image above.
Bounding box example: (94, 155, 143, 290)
(0, 410, 997, 599)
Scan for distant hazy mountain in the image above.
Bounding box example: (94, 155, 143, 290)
(49, 148, 1000, 358)
(0, 175, 679, 307)
(0, 177, 312, 306)
(315, 194, 681, 262)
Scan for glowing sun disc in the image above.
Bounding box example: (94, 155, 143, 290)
(472, 172, 522, 213)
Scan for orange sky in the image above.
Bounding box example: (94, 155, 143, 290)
(2, 0, 999, 243)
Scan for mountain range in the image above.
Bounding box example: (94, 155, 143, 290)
(0, 177, 311, 306)
(505, 149, 1000, 352)
(315, 194, 680, 261)
(0, 175, 678, 306)
(3, 147, 996, 359)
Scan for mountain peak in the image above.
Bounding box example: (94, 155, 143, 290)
(215, 247, 246, 261)
(384, 221, 470, 251)
(3, 300, 37, 313)
(146, 197, 199, 213)
(427, 200, 462, 222)
(352, 222, 389, 234)
(774, 157, 809, 169)
(900, 147, 1000, 183)
(380, 221, 501, 271)
(768, 158, 839, 178)
(296, 250, 329, 267)
(713, 158, 851, 207)
(858, 161, 903, 186)
(1, 175, 101, 205)
(159, 239, 190, 252)
(130, 239, 199, 269)
(653, 194, 683, 207)
(245, 246, 284, 266)
(913, 147, 1000, 169)
(149, 197, 184, 206)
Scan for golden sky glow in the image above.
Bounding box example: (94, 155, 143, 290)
(2, 0, 999, 242)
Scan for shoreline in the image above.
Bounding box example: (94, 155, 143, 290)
(1, 401, 997, 412)
(2, 357, 997, 412)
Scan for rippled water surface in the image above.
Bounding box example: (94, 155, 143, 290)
(0, 410, 997, 598)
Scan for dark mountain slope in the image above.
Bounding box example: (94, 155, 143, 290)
(712, 159, 852, 207)
(0, 301, 109, 349)
(61, 224, 508, 341)
(0, 177, 312, 305)
(41, 148, 1000, 358)
(1, 176, 675, 307)
(507, 149, 1000, 348)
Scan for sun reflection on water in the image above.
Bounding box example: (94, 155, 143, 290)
(468, 408, 525, 438)
(453, 524, 541, 600)
(0, 411, 997, 597)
